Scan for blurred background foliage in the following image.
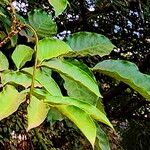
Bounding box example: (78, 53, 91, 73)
(0, 0, 150, 149)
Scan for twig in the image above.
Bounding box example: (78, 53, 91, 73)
(23, 24, 38, 100)
(0, 2, 25, 48)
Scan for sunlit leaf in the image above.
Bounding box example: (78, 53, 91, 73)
(22, 67, 62, 96)
(37, 38, 72, 62)
(35, 68, 62, 96)
(0, 85, 26, 120)
(27, 96, 49, 131)
(94, 60, 150, 101)
(57, 105, 96, 148)
(28, 9, 57, 37)
(48, 0, 68, 16)
(43, 95, 113, 128)
(66, 32, 115, 56)
(0, 51, 9, 71)
(12, 45, 34, 69)
(42, 59, 101, 97)
(1, 71, 40, 88)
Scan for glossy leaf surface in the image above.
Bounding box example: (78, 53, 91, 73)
(94, 60, 150, 101)
(37, 38, 72, 62)
(66, 32, 115, 56)
(0, 85, 26, 120)
(57, 105, 96, 148)
(48, 0, 68, 16)
(0, 51, 9, 71)
(28, 9, 57, 37)
(42, 59, 101, 97)
(12, 45, 34, 69)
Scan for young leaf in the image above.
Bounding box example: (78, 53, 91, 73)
(28, 9, 57, 37)
(37, 38, 72, 62)
(27, 96, 49, 131)
(48, 0, 68, 16)
(42, 59, 102, 97)
(12, 45, 34, 69)
(0, 51, 9, 71)
(43, 95, 113, 128)
(57, 105, 96, 148)
(94, 60, 150, 101)
(66, 32, 115, 56)
(0, 85, 26, 120)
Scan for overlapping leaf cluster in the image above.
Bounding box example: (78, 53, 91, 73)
(0, 1, 150, 149)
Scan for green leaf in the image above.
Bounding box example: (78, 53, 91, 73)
(57, 105, 96, 148)
(1, 71, 40, 88)
(22, 67, 62, 95)
(43, 95, 113, 128)
(0, 11, 6, 17)
(95, 124, 110, 150)
(0, 51, 9, 71)
(0, 0, 9, 6)
(12, 45, 34, 69)
(10, 35, 18, 48)
(63, 77, 105, 113)
(48, 0, 68, 16)
(28, 9, 57, 37)
(37, 38, 72, 62)
(0, 85, 26, 120)
(27, 96, 49, 131)
(63, 76, 98, 104)
(94, 60, 150, 101)
(66, 32, 115, 56)
(42, 59, 101, 97)
(35, 68, 62, 96)
(62, 59, 103, 106)
(47, 108, 64, 124)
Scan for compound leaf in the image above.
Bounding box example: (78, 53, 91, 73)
(42, 59, 101, 97)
